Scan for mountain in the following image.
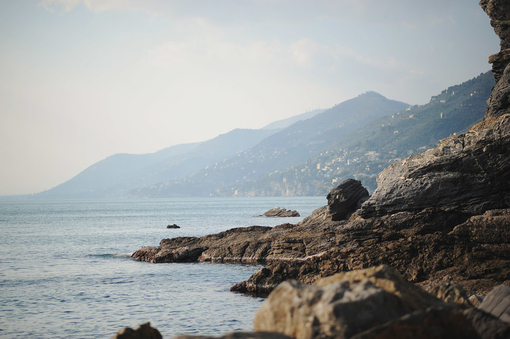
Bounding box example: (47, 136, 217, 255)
(261, 109, 326, 130)
(234, 71, 494, 196)
(135, 92, 409, 197)
(37, 128, 278, 199)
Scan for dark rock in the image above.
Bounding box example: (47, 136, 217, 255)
(262, 207, 300, 217)
(326, 179, 369, 221)
(174, 332, 292, 339)
(167, 224, 180, 229)
(352, 307, 510, 339)
(300, 179, 369, 224)
(479, 284, 510, 323)
(112, 322, 162, 339)
(231, 208, 510, 296)
(358, 115, 510, 218)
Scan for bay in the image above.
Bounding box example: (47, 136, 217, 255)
(0, 197, 324, 338)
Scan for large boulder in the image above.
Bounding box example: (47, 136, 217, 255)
(300, 179, 369, 224)
(253, 266, 510, 339)
(254, 266, 447, 339)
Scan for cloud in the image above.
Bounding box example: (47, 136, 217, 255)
(39, 0, 155, 14)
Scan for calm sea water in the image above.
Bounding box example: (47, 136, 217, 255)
(0, 197, 324, 339)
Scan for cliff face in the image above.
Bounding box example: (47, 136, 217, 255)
(482, 0, 510, 119)
(359, 0, 510, 218)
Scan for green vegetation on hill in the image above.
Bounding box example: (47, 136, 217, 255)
(233, 71, 494, 196)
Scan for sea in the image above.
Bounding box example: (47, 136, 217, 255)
(0, 197, 325, 339)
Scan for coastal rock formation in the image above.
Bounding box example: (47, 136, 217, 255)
(262, 207, 300, 217)
(299, 179, 368, 224)
(358, 115, 510, 218)
(253, 266, 510, 339)
(128, 2, 510, 337)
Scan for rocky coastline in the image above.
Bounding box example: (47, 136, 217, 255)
(120, 1, 510, 338)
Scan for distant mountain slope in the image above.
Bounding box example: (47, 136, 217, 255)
(261, 109, 325, 130)
(235, 71, 494, 196)
(136, 92, 409, 197)
(37, 128, 278, 199)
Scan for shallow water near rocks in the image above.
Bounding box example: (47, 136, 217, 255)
(0, 197, 324, 338)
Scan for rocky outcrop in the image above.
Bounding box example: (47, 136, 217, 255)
(358, 114, 510, 218)
(253, 266, 510, 339)
(262, 207, 300, 217)
(231, 207, 510, 296)
(300, 179, 368, 224)
(112, 322, 162, 339)
(357, 0, 510, 218)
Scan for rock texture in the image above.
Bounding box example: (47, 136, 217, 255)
(230, 208, 510, 296)
(358, 114, 510, 218)
(479, 284, 510, 323)
(262, 207, 300, 217)
(253, 266, 510, 339)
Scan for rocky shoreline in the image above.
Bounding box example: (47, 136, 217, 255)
(119, 1, 510, 338)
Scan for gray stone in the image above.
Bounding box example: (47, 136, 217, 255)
(480, 284, 510, 323)
(262, 207, 300, 217)
(253, 266, 444, 339)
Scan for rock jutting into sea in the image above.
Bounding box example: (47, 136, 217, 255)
(126, 1, 510, 338)
(261, 207, 300, 218)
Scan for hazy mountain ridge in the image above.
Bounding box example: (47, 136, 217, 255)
(30, 72, 493, 199)
(36, 129, 278, 199)
(233, 71, 494, 196)
(261, 109, 325, 130)
(134, 92, 409, 197)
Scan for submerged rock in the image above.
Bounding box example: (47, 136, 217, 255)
(167, 224, 181, 229)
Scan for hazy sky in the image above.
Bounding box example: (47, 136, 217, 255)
(0, 0, 499, 196)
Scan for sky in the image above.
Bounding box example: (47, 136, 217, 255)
(0, 0, 500, 196)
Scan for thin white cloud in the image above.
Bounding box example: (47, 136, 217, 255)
(39, 0, 155, 14)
